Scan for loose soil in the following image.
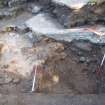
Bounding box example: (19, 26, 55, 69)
(0, 31, 105, 95)
(67, 2, 105, 28)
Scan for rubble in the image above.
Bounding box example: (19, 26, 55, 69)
(25, 13, 63, 33)
(73, 41, 92, 52)
(52, 0, 89, 9)
(0, 72, 13, 85)
(26, 18, 105, 44)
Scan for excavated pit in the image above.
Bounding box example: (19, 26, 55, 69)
(0, 30, 105, 95)
(0, 0, 105, 100)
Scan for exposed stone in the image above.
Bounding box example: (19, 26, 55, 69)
(101, 46, 105, 55)
(32, 5, 42, 14)
(77, 51, 83, 56)
(0, 6, 25, 19)
(26, 17, 105, 44)
(0, 73, 13, 85)
(25, 13, 63, 34)
(7, 0, 27, 8)
(13, 78, 20, 84)
(0, 0, 27, 8)
(52, 0, 89, 9)
(25, 32, 43, 43)
(37, 0, 51, 6)
(51, 4, 72, 27)
(0, 11, 13, 19)
(73, 41, 92, 52)
(4, 75, 13, 84)
(79, 56, 86, 63)
(16, 24, 30, 33)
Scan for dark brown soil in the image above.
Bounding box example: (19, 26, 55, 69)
(0, 37, 105, 95)
(66, 2, 105, 27)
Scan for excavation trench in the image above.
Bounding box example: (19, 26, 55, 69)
(0, 0, 105, 96)
(0, 30, 105, 95)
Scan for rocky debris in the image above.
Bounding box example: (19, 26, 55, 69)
(0, 30, 103, 94)
(79, 56, 91, 64)
(90, 0, 105, 5)
(101, 46, 105, 55)
(61, 2, 105, 28)
(35, 0, 51, 6)
(29, 0, 105, 28)
(0, 10, 13, 19)
(79, 56, 86, 63)
(52, 0, 89, 9)
(49, 1, 87, 27)
(73, 40, 92, 52)
(0, 31, 68, 92)
(1, 0, 105, 28)
(0, 32, 33, 77)
(51, 4, 72, 27)
(0, 72, 13, 85)
(7, 0, 27, 8)
(16, 24, 30, 33)
(0, 12, 32, 30)
(32, 5, 42, 14)
(0, 6, 25, 19)
(25, 13, 63, 34)
(26, 20, 105, 44)
(12, 78, 20, 84)
(21, 37, 66, 67)
(25, 32, 41, 43)
(24, 38, 66, 92)
(0, 0, 105, 95)
(0, 0, 27, 8)
(24, 2, 105, 44)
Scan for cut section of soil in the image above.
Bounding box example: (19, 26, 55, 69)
(0, 31, 104, 95)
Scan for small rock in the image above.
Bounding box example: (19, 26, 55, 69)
(13, 78, 20, 84)
(74, 41, 92, 52)
(101, 46, 105, 55)
(8, 0, 27, 8)
(52, 0, 89, 9)
(92, 68, 96, 73)
(77, 51, 83, 56)
(17, 24, 30, 33)
(0, 12, 4, 19)
(0, 74, 13, 85)
(4, 75, 13, 84)
(86, 58, 91, 64)
(79, 56, 86, 63)
(3, 11, 13, 17)
(32, 5, 42, 14)
(25, 13, 63, 35)
(25, 32, 40, 43)
(38, 0, 51, 6)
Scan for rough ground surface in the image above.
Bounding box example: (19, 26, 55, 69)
(1, 0, 105, 105)
(0, 31, 105, 95)
(66, 2, 105, 28)
(51, 1, 105, 29)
